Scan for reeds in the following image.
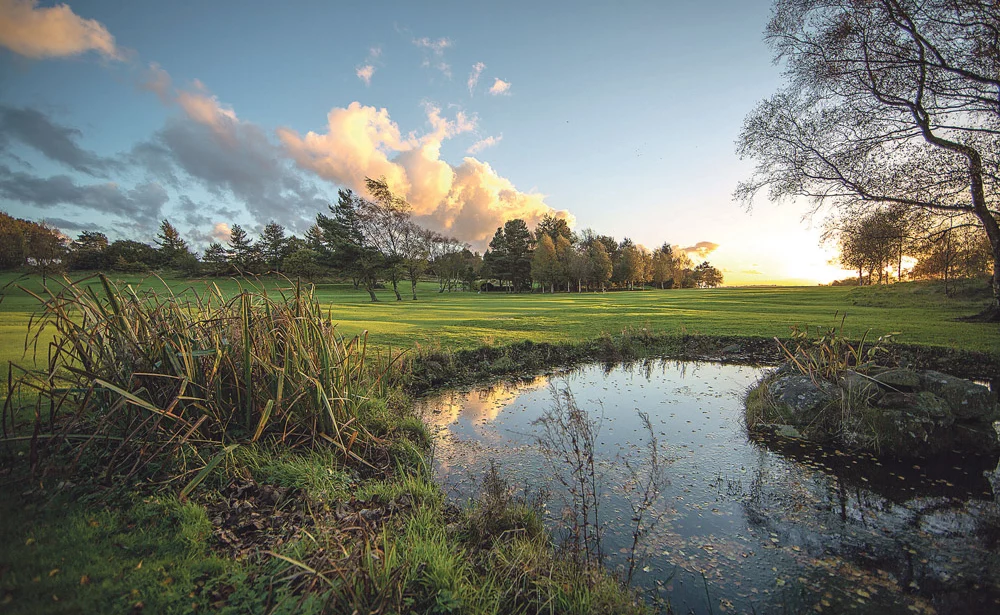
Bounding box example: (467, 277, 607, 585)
(3, 274, 404, 481)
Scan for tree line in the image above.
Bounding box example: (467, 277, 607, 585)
(824, 208, 992, 288)
(0, 177, 722, 299)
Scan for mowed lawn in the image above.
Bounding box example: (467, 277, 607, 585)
(1, 272, 997, 371)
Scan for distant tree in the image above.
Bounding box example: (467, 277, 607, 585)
(283, 248, 323, 281)
(672, 251, 694, 288)
(0, 212, 27, 270)
(304, 224, 325, 252)
(735, 0, 1000, 319)
(692, 261, 723, 288)
(651, 243, 674, 289)
(826, 210, 910, 285)
(360, 177, 412, 301)
(258, 221, 288, 272)
(155, 219, 191, 268)
(284, 236, 306, 256)
(586, 240, 613, 291)
(619, 243, 650, 290)
(227, 224, 260, 272)
(26, 223, 66, 281)
(502, 218, 534, 292)
(399, 223, 433, 300)
(107, 239, 158, 272)
(911, 216, 992, 292)
(483, 228, 509, 289)
(67, 231, 110, 271)
(566, 246, 591, 293)
(535, 213, 574, 244)
(554, 234, 574, 292)
(531, 234, 559, 292)
(174, 251, 201, 277)
(202, 242, 230, 276)
(316, 189, 383, 302)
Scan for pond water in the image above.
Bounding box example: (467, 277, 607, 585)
(417, 360, 1000, 614)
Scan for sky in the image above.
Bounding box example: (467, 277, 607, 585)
(0, 0, 854, 285)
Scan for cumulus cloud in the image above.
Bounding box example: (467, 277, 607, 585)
(682, 241, 719, 259)
(210, 221, 231, 243)
(489, 78, 511, 96)
(467, 62, 485, 95)
(466, 134, 501, 154)
(278, 103, 571, 246)
(412, 36, 451, 78)
(0, 0, 121, 60)
(0, 164, 167, 227)
(741, 269, 762, 275)
(356, 64, 375, 86)
(355, 45, 382, 86)
(0, 104, 117, 176)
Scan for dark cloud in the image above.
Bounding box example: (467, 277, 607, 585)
(175, 195, 239, 229)
(39, 217, 106, 233)
(0, 105, 117, 176)
(134, 116, 330, 233)
(0, 164, 167, 228)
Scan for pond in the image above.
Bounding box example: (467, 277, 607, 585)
(417, 360, 1000, 614)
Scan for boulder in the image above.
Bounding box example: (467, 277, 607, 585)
(873, 368, 922, 391)
(919, 370, 998, 421)
(838, 370, 880, 404)
(767, 374, 839, 422)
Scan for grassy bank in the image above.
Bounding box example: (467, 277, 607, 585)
(0, 275, 647, 614)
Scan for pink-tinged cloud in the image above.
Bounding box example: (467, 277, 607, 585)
(0, 0, 121, 60)
(141, 65, 238, 131)
(412, 36, 451, 53)
(467, 134, 502, 154)
(489, 78, 511, 95)
(278, 103, 571, 246)
(467, 61, 485, 95)
(211, 222, 232, 243)
(682, 241, 720, 259)
(356, 64, 375, 86)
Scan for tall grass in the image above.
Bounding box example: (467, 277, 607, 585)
(3, 274, 406, 481)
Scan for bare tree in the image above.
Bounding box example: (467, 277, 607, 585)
(736, 0, 1000, 319)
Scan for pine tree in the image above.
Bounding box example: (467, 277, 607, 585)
(227, 224, 255, 270)
(203, 242, 229, 275)
(258, 222, 288, 272)
(156, 219, 190, 268)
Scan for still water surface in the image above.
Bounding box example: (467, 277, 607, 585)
(418, 360, 1000, 614)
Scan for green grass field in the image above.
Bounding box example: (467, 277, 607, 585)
(2, 273, 997, 371)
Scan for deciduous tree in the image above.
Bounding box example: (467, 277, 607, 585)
(737, 0, 1000, 319)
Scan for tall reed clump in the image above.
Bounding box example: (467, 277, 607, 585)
(3, 274, 406, 482)
(774, 313, 894, 382)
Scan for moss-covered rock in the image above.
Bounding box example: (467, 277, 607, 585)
(746, 364, 999, 456)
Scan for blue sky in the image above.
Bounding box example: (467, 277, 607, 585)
(0, 0, 850, 284)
